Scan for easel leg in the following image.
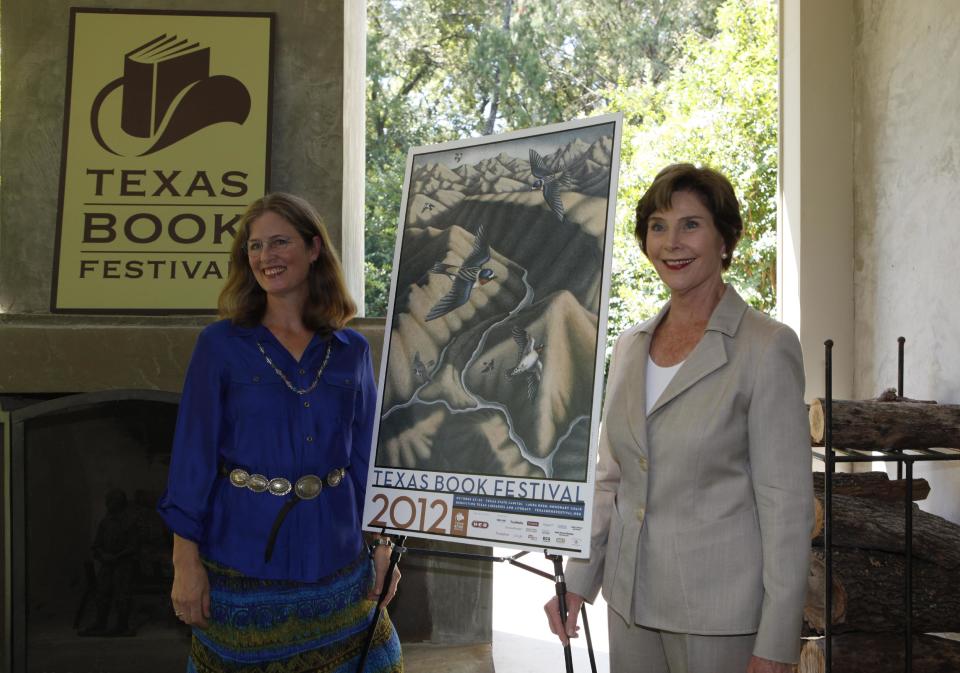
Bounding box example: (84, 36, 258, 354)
(356, 534, 406, 673)
(581, 603, 597, 673)
(548, 553, 576, 673)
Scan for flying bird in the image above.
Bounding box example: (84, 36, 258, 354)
(412, 351, 434, 382)
(425, 222, 497, 321)
(529, 149, 572, 222)
(480, 359, 495, 374)
(505, 326, 544, 401)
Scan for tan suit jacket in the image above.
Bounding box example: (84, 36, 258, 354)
(566, 286, 813, 664)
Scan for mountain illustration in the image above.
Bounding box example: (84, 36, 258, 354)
(380, 290, 598, 479)
(384, 224, 528, 409)
(377, 129, 615, 480)
(408, 134, 612, 201)
(378, 404, 547, 478)
(464, 291, 598, 466)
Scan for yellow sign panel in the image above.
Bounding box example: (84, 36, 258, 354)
(52, 9, 273, 313)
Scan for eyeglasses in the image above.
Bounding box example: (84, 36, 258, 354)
(243, 236, 293, 256)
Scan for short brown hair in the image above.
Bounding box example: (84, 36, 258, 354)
(218, 193, 356, 333)
(634, 163, 743, 270)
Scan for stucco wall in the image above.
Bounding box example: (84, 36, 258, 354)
(853, 0, 960, 521)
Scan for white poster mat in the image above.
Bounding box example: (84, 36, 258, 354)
(363, 114, 622, 558)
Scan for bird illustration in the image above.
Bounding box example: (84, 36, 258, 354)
(425, 222, 497, 321)
(412, 351, 434, 382)
(421, 201, 435, 214)
(529, 148, 572, 222)
(454, 151, 463, 163)
(505, 326, 544, 401)
(480, 359, 495, 374)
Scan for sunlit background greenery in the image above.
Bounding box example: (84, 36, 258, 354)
(365, 0, 777, 354)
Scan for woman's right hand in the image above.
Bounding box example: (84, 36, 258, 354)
(171, 534, 210, 628)
(544, 592, 585, 646)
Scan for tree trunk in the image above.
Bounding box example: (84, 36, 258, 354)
(805, 548, 960, 634)
(809, 398, 960, 450)
(800, 634, 960, 673)
(809, 491, 960, 568)
(483, 0, 513, 135)
(812, 470, 930, 502)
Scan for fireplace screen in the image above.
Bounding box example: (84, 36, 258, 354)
(4, 392, 189, 673)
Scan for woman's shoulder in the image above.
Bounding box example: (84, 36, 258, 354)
(739, 306, 796, 340)
(197, 318, 248, 343)
(199, 318, 234, 337)
(332, 326, 371, 353)
(617, 313, 660, 342)
(736, 307, 801, 363)
(194, 320, 263, 357)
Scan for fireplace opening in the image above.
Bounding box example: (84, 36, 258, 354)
(4, 391, 192, 673)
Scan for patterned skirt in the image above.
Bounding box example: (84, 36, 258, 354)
(187, 554, 403, 673)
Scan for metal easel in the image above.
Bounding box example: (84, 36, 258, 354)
(356, 538, 597, 673)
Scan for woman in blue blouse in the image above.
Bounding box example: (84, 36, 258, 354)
(158, 193, 403, 673)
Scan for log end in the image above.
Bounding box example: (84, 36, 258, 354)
(810, 398, 825, 445)
(799, 639, 824, 673)
(811, 497, 823, 540)
(804, 552, 846, 632)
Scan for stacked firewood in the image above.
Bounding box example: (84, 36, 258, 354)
(799, 393, 960, 673)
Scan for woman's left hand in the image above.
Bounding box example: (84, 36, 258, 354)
(368, 542, 401, 607)
(746, 655, 795, 672)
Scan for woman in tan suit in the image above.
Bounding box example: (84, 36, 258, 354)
(545, 164, 813, 673)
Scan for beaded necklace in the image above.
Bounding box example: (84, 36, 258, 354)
(256, 340, 332, 395)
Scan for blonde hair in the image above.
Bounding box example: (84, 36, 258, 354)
(218, 193, 356, 333)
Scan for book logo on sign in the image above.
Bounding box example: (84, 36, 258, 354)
(90, 34, 251, 157)
(451, 508, 469, 536)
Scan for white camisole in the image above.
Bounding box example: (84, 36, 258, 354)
(645, 355, 684, 415)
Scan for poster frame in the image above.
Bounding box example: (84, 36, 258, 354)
(363, 113, 623, 558)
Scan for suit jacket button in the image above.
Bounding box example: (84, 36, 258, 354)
(636, 507, 645, 521)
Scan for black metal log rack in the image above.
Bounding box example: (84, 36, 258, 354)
(813, 337, 960, 673)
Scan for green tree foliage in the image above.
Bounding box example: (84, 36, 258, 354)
(604, 0, 778, 347)
(365, 0, 726, 315)
(365, 0, 775, 325)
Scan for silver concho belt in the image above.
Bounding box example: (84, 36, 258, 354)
(227, 467, 346, 500)
(221, 464, 349, 564)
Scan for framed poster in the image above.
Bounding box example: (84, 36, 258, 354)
(51, 9, 273, 313)
(363, 114, 623, 557)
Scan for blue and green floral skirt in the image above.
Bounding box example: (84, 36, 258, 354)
(187, 554, 402, 673)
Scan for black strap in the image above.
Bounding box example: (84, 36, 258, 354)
(264, 498, 299, 563)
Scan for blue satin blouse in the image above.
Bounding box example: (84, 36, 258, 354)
(157, 320, 377, 582)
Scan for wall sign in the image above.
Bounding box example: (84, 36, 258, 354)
(52, 9, 273, 313)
